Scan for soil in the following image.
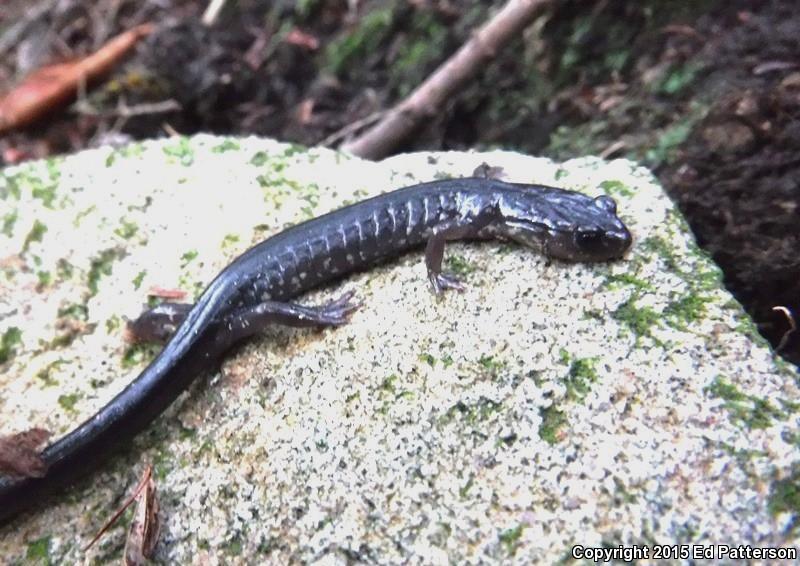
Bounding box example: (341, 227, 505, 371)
(1, 0, 798, 366)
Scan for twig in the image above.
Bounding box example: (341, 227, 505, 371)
(113, 100, 181, 137)
(341, 0, 551, 160)
(202, 0, 229, 26)
(0, 0, 58, 57)
(162, 122, 180, 137)
(773, 306, 796, 352)
(75, 98, 181, 118)
(84, 465, 153, 552)
(320, 110, 384, 147)
(244, 25, 273, 70)
(660, 24, 704, 41)
(88, 0, 125, 48)
(753, 61, 800, 76)
(599, 139, 627, 159)
(86, 99, 181, 146)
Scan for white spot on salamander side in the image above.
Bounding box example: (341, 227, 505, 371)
(372, 210, 380, 239)
(323, 258, 331, 270)
(355, 222, 364, 248)
(387, 205, 397, 235)
(300, 272, 307, 280)
(346, 253, 354, 264)
(291, 276, 300, 288)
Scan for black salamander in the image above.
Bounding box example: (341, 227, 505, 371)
(0, 177, 632, 523)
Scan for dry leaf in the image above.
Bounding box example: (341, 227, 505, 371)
(124, 466, 160, 565)
(0, 23, 154, 133)
(296, 98, 315, 125)
(146, 287, 187, 300)
(0, 427, 51, 478)
(85, 464, 160, 562)
(2, 146, 31, 164)
(285, 28, 320, 50)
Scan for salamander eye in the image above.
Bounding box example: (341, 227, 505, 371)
(574, 228, 604, 252)
(594, 195, 617, 214)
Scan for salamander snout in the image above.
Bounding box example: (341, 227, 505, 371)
(544, 222, 632, 262)
(570, 224, 632, 261)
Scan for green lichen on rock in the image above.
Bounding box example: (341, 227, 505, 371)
(565, 356, 599, 402)
(613, 298, 661, 341)
(705, 376, 785, 430)
(0, 327, 22, 364)
(769, 465, 800, 534)
(539, 404, 568, 444)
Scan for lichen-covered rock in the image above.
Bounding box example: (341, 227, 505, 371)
(0, 136, 797, 564)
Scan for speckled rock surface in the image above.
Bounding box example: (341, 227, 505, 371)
(0, 136, 798, 564)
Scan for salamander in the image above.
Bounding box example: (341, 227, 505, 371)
(0, 177, 632, 523)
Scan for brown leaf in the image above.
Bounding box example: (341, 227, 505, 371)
(84, 465, 160, 560)
(284, 28, 319, 51)
(295, 98, 315, 125)
(0, 427, 51, 478)
(0, 23, 155, 133)
(2, 146, 32, 164)
(147, 287, 187, 300)
(124, 465, 160, 565)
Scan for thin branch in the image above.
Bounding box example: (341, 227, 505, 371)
(74, 98, 181, 118)
(88, 0, 125, 48)
(0, 0, 58, 57)
(202, 0, 229, 26)
(773, 306, 796, 352)
(599, 139, 627, 159)
(341, 0, 552, 160)
(84, 465, 153, 552)
(320, 110, 384, 147)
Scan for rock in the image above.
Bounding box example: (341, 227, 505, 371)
(0, 136, 797, 563)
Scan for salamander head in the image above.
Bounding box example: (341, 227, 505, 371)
(497, 188, 632, 262)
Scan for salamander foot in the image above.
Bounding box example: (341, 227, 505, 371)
(429, 272, 466, 295)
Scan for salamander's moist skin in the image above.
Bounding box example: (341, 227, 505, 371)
(0, 177, 632, 524)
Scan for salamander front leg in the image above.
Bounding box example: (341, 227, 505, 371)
(425, 223, 475, 294)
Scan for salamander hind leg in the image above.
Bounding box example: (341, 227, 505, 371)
(219, 291, 361, 347)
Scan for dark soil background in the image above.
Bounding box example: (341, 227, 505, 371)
(1, 0, 799, 366)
